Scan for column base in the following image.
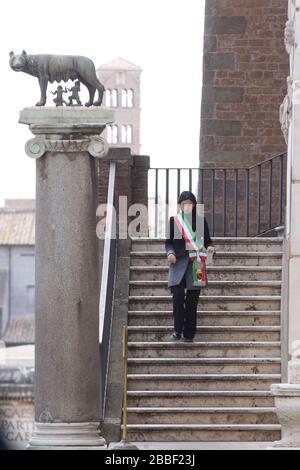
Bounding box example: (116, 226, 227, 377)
(268, 446, 300, 450)
(28, 422, 107, 450)
(109, 440, 139, 450)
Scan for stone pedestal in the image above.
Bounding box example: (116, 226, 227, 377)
(0, 345, 34, 450)
(19, 107, 114, 449)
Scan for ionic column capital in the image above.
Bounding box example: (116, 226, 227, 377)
(88, 135, 109, 158)
(25, 135, 109, 159)
(20, 107, 113, 160)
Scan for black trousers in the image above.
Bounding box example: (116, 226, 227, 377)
(170, 274, 200, 339)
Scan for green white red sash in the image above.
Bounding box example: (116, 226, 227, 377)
(173, 210, 207, 287)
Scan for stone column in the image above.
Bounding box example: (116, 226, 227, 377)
(19, 107, 114, 449)
(270, 0, 300, 450)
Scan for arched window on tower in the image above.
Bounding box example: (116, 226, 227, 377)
(127, 89, 133, 107)
(105, 89, 111, 107)
(105, 89, 118, 107)
(121, 89, 134, 108)
(116, 72, 126, 85)
(121, 90, 127, 107)
(111, 89, 118, 107)
(121, 125, 132, 144)
(107, 125, 118, 144)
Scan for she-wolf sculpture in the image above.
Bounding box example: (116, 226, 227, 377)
(9, 50, 104, 107)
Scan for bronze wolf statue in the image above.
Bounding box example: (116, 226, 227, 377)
(9, 50, 105, 107)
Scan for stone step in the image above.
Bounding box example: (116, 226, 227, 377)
(129, 280, 282, 296)
(126, 407, 278, 425)
(127, 326, 280, 342)
(130, 251, 282, 267)
(127, 373, 281, 391)
(125, 237, 283, 443)
(131, 237, 283, 253)
(130, 265, 282, 281)
(127, 390, 276, 408)
(128, 310, 281, 327)
(128, 341, 281, 358)
(128, 295, 281, 311)
(127, 357, 281, 375)
(123, 424, 281, 442)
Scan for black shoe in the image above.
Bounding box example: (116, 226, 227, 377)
(170, 331, 181, 341)
(182, 337, 194, 343)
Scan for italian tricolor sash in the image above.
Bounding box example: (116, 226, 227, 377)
(173, 210, 207, 287)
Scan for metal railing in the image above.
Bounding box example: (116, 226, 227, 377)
(99, 161, 117, 418)
(148, 152, 287, 238)
(121, 325, 129, 442)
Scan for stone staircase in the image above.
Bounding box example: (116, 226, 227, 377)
(124, 237, 283, 442)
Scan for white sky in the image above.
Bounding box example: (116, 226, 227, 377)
(0, 0, 205, 206)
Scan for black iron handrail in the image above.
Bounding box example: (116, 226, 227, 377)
(151, 152, 286, 171)
(149, 152, 287, 238)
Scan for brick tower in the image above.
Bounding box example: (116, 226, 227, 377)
(199, 0, 289, 236)
(97, 57, 142, 155)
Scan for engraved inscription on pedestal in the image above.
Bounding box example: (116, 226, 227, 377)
(0, 401, 34, 449)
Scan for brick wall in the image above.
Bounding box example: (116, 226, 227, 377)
(200, 0, 289, 168)
(199, 0, 289, 236)
(98, 149, 150, 236)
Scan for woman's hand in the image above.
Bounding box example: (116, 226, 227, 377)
(207, 245, 216, 254)
(168, 254, 177, 264)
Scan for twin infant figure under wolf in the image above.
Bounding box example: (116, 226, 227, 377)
(51, 82, 82, 107)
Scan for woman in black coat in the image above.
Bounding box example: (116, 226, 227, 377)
(165, 191, 215, 342)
